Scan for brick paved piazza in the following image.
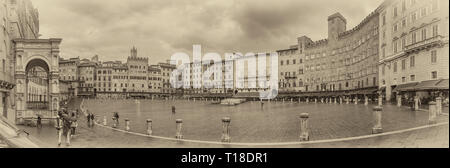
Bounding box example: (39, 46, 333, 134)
(80, 99, 448, 143)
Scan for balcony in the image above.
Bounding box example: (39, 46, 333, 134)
(405, 35, 446, 53)
(0, 72, 15, 90)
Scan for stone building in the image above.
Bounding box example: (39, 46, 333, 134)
(148, 66, 162, 94)
(277, 44, 305, 93)
(77, 62, 96, 98)
(127, 47, 149, 96)
(378, 0, 449, 101)
(301, 11, 380, 100)
(1, 0, 44, 123)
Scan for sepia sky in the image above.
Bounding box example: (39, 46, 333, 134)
(33, 0, 383, 63)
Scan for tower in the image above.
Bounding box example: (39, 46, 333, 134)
(327, 13, 347, 42)
(131, 46, 137, 57)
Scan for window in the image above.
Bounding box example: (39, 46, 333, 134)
(393, 6, 398, 17)
(280, 61, 283, 65)
(412, 32, 417, 44)
(401, 37, 406, 50)
(410, 55, 415, 67)
(287, 60, 290, 65)
(422, 28, 427, 40)
(393, 62, 398, 72)
(382, 65, 385, 75)
(382, 47, 385, 58)
(293, 59, 296, 64)
(432, 25, 439, 37)
(393, 40, 398, 53)
(420, 8, 427, 17)
(431, 71, 437, 79)
(402, 18, 407, 27)
(431, 50, 437, 63)
(402, 77, 406, 83)
(411, 12, 417, 22)
(402, 59, 406, 70)
(432, 0, 439, 12)
(382, 15, 386, 26)
(393, 24, 398, 32)
(410, 75, 415, 81)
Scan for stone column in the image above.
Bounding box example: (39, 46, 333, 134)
(334, 97, 337, 104)
(397, 96, 402, 107)
(339, 97, 343, 104)
(346, 97, 349, 104)
(146, 119, 153, 135)
(299, 113, 309, 141)
(372, 106, 383, 134)
(103, 116, 107, 126)
(428, 102, 437, 124)
(364, 96, 369, 106)
(320, 98, 324, 103)
(436, 97, 442, 115)
(306, 98, 309, 103)
(315, 98, 317, 103)
(175, 119, 183, 139)
(221, 117, 231, 142)
(414, 96, 419, 111)
(354, 97, 358, 105)
(125, 119, 130, 131)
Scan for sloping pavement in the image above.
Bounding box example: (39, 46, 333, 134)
(15, 98, 449, 148)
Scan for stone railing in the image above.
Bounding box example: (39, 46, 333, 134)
(0, 116, 39, 148)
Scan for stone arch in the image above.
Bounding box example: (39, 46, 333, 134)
(24, 55, 51, 72)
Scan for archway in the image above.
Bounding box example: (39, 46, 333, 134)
(13, 38, 62, 124)
(25, 59, 50, 112)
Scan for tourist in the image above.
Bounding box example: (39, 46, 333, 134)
(71, 112, 77, 136)
(114, 112, 120, 125)
(87, 113, 91, 127)
(36, 115, 42, 129)
(56, 111, 63, 147)
(172, 106, 176, 114)
(90, 113, 95, 126)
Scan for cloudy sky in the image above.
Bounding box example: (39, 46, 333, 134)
(33, 0, 383, 63)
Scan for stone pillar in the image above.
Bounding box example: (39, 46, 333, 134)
(339, 97, 343, 104)
(298, 98, 301, 103)
(372, 106, 383, 134)
(436, 97, 442, 115)
(175, 119, 183, 139)
(306, 98, 309, 103)
(378, 95, 383, 106)
(103, 116, 107, 126)
(125, 119, 130, 131)
(397, 96, 402, 107)
(291, 98, 293, 103)
(414, 97, 419, 111)
(428, 102, 437, 124)
(146, 119, 153, 135)
(364, 96, 369, 106)
(315, 98, 317, 103)
(354, 97, 358, 105)
(334, 97, 337, 104)
(221, 117, 231, 142)
(320, 98, 324, 103)
(346, 97, 349, 104)
(299, 113, 309, 141)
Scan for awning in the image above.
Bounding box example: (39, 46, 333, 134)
(413, 79, 442, 91)
(392, 82, 419, 92)
(435, 79, 449, 90)
(358, 88, 378, 95)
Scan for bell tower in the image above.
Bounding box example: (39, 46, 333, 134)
(328, 13, 347, 42)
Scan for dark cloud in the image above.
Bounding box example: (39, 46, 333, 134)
(33, 0, 383, 63)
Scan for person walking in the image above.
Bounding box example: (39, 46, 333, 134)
(90, 113, 95, 127)
(114, 112, 120, 125)
(36, 115, 42, 129)
(87, 112, 91, 128)
(56, 111, 63, 147)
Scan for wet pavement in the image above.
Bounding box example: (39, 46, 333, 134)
(82, 99, 448, 142)
(14, 98, 449, 148)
